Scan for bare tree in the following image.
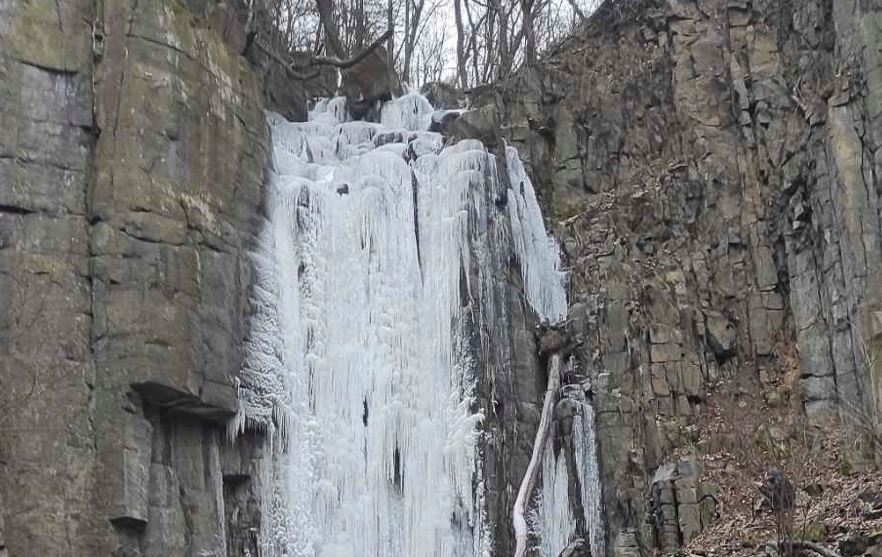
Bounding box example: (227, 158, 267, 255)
(412, 20, 448, 84)
(401, 0, 422, 79)
(453, 0, 468, 87)
(520, 0, 537, 66)
(255, 0, 608, 91)
(315, 0, 348, 57)
(387, 0, 396, 87)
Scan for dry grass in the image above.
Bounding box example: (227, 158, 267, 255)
(667, 336, 882, 557)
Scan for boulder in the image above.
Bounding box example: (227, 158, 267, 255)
(421, 81, 465, 109)
(839, 535, 869, 557)
(705, 311, 736, 359)
(446, 105, 501, 145)
(344, 46, 403, 119)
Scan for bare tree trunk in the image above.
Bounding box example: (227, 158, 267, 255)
(496, 0, 510, 80)
(354, 0, 365, 49)
(453, 0, 468, 88)
(564, 0, 587, 24)
(484, 13, 496, 83)
(401, 0, 425, 83)
(520, 0, 536, 67)
(403, 0, 412, 81)
(294, 29, 393, 69)
(462, 0, 481, 85)
(387, 0, 395, 91)
(312, 19, 324, 53)
(512, 353, 562, 557)
(485, 0, 521, 81)
(316, 0, 346, 58)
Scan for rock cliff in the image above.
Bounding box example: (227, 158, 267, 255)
(1, 0, 268, 554)
(3, 0, 882, 556)
(499, 0, 882, 555)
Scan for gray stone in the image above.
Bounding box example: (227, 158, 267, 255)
(421, 81, 464, 109)
(447, 105, 501, 145)
(698, 483, 718, 528)
(705, 311, 736, 359)
(839, 535, 870, 557)
(613, 530, 641, 557)
(801, 374, 836, 401)
(651, 343, 683, 363)
(0, 0, 271, 553)
(108, 412, 153, 527)
(677, 503, 702, 543)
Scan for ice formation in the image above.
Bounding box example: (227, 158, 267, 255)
(538, 383, 606, 557)
(233, 91, 600, 557)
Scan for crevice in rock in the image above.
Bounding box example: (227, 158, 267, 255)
(0, 205, 36, 216)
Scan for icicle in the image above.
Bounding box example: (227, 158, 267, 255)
(381, 92, 435, 131)
(540, 446, 576, 557)
(505, 146, 568, 322)
(575, 388, 606, 557)
(535, 382, 606, 557)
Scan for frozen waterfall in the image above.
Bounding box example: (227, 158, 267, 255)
(537, 383, 606, 557)
(232, 92, 601, 557)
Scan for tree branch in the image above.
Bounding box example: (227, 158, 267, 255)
(512, 353, 562, 557)
(295, 29, 393, 70)
(563, 0, 587, 23)
(316, 0, 346, 58)
(254, 37, 323, 81)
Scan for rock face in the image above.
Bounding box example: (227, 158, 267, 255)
(5, 0, 882, 556)
(649, 458, 716, 552)
(0, 1, 556, 554)
(0, 1, 553, 555)
(499, 0, 882, 555)
(0, 0, 270, 554)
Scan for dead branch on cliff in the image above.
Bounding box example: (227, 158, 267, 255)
(512, 352, 562, 557)
(292, 29, 394, 70)
(253, 38, 323, 81)
(252, 29, 393, 82)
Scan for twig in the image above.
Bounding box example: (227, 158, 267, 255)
(798, 491, 815, 551)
